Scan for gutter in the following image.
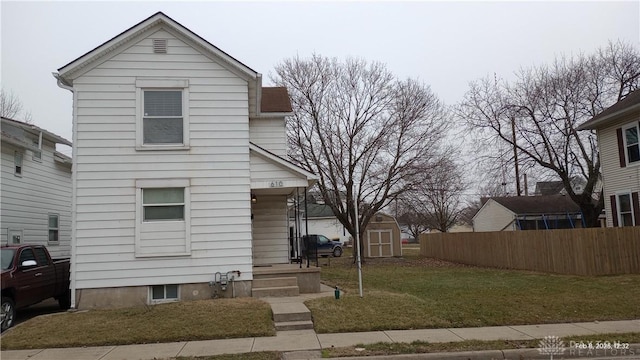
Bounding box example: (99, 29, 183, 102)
(53, 72, 78, 310)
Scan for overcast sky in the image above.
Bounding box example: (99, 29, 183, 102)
(2, 1, 639, 152)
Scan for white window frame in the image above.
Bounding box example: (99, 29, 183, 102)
(135, 179, 191, 257)
(149, 284, 179, 304)
(136, 79, 189, 150)
(32, 139, 42, 162)
(48, 213, 60, 244)
(622, 122, 640, 166)
(14, 151, 23, 176)
(616, 192, 635, 227)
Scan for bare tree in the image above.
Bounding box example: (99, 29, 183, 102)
(459, 41, 640, 227)
(1, 89, 32, 123)
(273, 54, 449, 256)
(400, 157, 466, 232)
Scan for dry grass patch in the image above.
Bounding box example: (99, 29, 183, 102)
(1, 298, 274, 350)
(312, 250, 640, 333)
(175, 352, 281, 360)
(322, 333, 640, 358)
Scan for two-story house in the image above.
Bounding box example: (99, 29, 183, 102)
(577, 90, 640, 227)
(1, 117, 72, 258)
(54, 12, 317, 309)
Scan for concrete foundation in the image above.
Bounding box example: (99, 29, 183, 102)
(253, 265, 321, 293)
(75, 280, 252, 310)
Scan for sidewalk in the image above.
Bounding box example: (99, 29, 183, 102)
(2, 286, 639, 360)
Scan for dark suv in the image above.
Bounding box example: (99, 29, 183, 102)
(302, 235, 343, 257)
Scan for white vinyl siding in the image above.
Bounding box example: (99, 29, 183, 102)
(473, 200, 517, 232)
(72, 27, 253, 288)
(1, 139, 72, 258)
(249, 117, 286, 156)
(598, 113, 640, 227)
(252, 195, 288, 265)
(250, 151, 310, 189)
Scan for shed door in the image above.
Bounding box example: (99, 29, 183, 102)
(367, 229, 393, 257)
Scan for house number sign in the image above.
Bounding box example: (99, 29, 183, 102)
(270, 180, 284, 188)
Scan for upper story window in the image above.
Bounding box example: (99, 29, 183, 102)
(32, 140, 42, 162)
(136, 79, 189, 150)
(624, 123, 640, 164)
(14, 151, 23, 176)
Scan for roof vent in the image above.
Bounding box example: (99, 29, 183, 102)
(153, 39, 167, 54)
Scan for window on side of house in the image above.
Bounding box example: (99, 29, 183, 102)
(150, 284, 179, 303)
(142, 188, 185, 221)
(624, 123, 640, 164)
(617, 193, 635, 226)
(14, 151, 23, 176)
(48, 214, 59, 242)
(32, 140, 42, 161)
(143, 90, 183, 144)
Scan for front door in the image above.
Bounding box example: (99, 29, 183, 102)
(368, 230, 393, 257)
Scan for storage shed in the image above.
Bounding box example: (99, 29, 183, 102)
(362, 213, 402, 258)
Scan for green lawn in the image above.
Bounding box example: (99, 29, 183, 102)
(1, 298, 274, 350)
(308, 248, 640, 333)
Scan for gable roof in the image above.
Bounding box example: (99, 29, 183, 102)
(490, 195, 580, 215)
(261, 87, 293, 113)
(57, 12, 257, 82)
(534, 181, 565, 196)
(577, 89, 640, 130)
(249, 142, 317, 183)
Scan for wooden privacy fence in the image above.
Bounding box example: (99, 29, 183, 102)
(420, 227, 640, 276)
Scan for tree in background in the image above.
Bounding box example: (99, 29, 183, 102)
(1, 89, 32, 123)
(399, 157, 466, 233)
(458, 41, 640, 227)
(273, 54, 450, 257)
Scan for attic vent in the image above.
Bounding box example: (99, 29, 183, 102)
(153, 39, 167, 54)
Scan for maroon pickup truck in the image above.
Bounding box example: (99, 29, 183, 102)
(1, 244, 71, 331)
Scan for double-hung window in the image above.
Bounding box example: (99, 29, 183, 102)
(14, 151, 23, 176)
(48, 214, 59, 242)
(143, 188, 185, 221)
(616, 193, 635, 227)
(623, 123, 640, 165)
(136, 79, 189, 150)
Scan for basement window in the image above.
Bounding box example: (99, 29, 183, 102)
(150, 284, 179, 303)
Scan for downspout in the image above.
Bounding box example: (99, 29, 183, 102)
(53, 72, 77, 309)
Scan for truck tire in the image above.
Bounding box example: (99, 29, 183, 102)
(1, 297, 16, 332)
(58, 290, 71, 310)
(333, 246, 343, 257)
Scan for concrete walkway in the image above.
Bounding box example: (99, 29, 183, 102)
(2, 286, 639, 360)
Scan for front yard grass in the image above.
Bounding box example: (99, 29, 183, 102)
(1, 298, 274, 350)
(308, 249, 640, 333)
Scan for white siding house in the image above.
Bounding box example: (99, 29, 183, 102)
(54, 12, 316, 309)
(578, 90, 640, 227)
(1, 117, 72, 258)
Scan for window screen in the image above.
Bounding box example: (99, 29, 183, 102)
(143, 90, 183, 144)
(143, 188, 185, 221)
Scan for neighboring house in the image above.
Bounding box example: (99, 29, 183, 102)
(534, 177, 587, 196)
(577, 90, 640, 227)
(290, 202, 351, 244)
(473, 195, 583, 231)
(53, 12, 316, 309)
(1, 117, 72, 258)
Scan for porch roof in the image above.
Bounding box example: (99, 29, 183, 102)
(249, 143, 317, 193)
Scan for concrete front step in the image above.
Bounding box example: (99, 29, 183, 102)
(253, 276, 298, 289)
(271, 302, 312, 323)
(275, 320, 315, 331)
(252, 285, 300, 298)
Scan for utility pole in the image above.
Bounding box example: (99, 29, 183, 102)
(354, 185, 363, 298)
(511, 116, 521, 196)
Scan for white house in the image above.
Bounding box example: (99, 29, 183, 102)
(54, 12, 316, 309)
(578, 90, 640, 227)
(1, 117, 72, 258)
(473, 195, 583, 231)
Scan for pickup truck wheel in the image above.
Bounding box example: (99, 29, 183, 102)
(333, 246, 343, 257)
(58, 290, 71, 310)
(1, 297, 16, 332)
